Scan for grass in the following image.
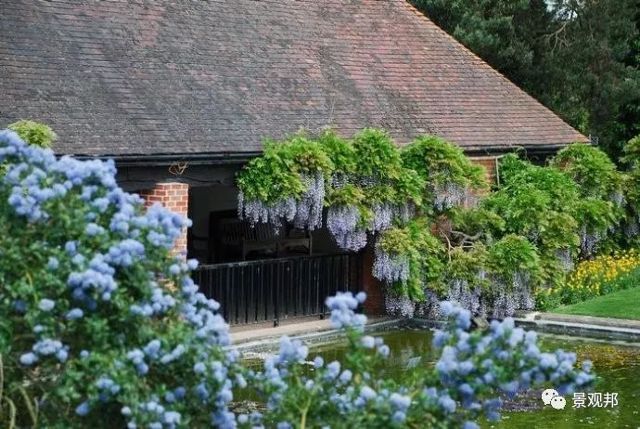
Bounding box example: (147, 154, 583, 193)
(553, 286, 640, 320)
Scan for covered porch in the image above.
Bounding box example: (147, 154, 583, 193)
(186, 182, 368, 326)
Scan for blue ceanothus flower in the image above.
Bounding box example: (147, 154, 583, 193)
(245, 293, 593, 428)
(1, 130, 238, 428)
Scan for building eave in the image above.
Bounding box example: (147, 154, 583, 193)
(73, 151, 264, 167)
(71, 142, 575, 168)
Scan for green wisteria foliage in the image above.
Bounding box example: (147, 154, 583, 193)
(237, 129, 639, 316)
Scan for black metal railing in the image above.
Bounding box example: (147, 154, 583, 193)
(193, 253, 362, 325)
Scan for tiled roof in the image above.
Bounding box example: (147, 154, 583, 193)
(0, 0, 587, 157)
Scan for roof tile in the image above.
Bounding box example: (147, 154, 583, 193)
(0, 0, 586, 157)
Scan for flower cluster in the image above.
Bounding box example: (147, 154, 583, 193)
(248, 295, 593, 429)
(446, 279, 483, 317)
(0, 130, 239, 428)
(539, 248, 640, 308)
(292, 173, 325, 230)
(384, 294, 417, 318)
(580, 226, 604, 257)
(433, 181, 468, 211)
(373, 245, 410, 284)
(429, 301, 594, 424)
(326, 204, 368, 251)
(249, 292, 418, 428)
(238, 191, 296, 229)
(326, 291, 367, 330)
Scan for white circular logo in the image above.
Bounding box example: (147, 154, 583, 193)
(550, 396, 567, 410)
(541, 388, 559, 405)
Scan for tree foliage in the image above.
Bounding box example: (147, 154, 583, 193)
(7, 120, 57, 148)
(412, 0, 640, 159)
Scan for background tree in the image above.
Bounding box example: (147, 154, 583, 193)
(411, 0, 640, 159)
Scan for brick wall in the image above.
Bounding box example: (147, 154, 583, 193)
(139, 182, 190, 256)
(470, 156, 498, 184)
(360, 245, 386, 315)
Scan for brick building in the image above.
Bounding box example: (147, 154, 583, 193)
(1, 0, 586, 321)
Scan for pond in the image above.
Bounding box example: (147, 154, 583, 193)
(311, 329, 640, 429)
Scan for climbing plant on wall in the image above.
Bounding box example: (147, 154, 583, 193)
(237, 128, 634, 317)
(237, 135, 333, 229)
(237, 129, 427, 251)
(551, 144, 624, 254)
(373, 217, 445, 301)
(401, 135, 487, 212)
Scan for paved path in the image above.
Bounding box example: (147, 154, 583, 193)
(231, 317, 334, 344)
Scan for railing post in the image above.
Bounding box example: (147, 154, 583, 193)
(273, 261, 280, 327)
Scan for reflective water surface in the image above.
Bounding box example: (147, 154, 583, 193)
(311, 329, 640, 428)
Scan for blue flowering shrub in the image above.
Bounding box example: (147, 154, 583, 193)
(247, 293, 594, 429)
(0, 130, 239, 428)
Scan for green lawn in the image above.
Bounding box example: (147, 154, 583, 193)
(553, 286, 640, 320)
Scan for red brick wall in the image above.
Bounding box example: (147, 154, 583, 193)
(139, 182, 190, 256)
(470, 156, 498, 184)
(361, 245, 386, 316)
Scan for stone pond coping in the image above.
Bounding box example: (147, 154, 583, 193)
(229, 312, 640, 356)
(230, 317, 404, 355)
(513, 312, 640, 342)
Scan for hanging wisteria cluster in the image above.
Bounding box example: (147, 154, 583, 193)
(579, 226, 603, 257)
(624, 218, 640, 238)
(489, 272, 535, 319)
(370, 203, 394, 231)
(556, 248, 575, 272)
(446, 279, 484, 317)
(238, 172, 327, 231)
(326, 204, 368, 251)
(478, 282, 513, 319)
(384, 294, 416, 318)
(370, 203, 414, 231)
(237, 191, 296, 229)
(413, 289, 443, 319)
(513, 272, 536, 311)
(373, 245, 410, 284)
(443, 266, 536, 319)
(292, 172, 325, 230)
(433, 181, 469, 211)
